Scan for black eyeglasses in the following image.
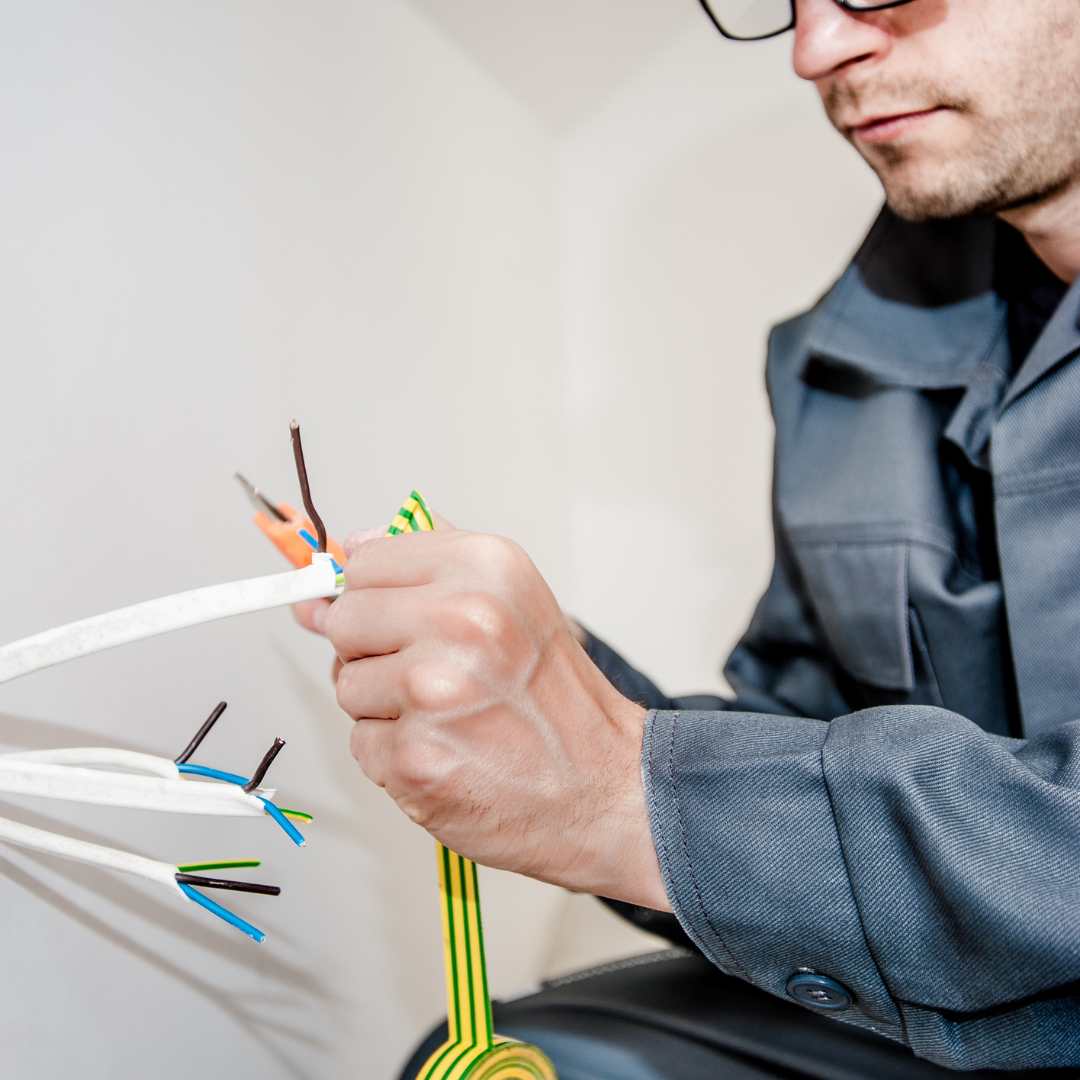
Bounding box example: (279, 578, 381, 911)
(698, 0, 917, 42)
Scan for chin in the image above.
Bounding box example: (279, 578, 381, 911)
(875, 159, 985, 222)
(882, 189, 963, 221)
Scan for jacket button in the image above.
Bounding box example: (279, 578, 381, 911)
(786, 972, 853, 1011)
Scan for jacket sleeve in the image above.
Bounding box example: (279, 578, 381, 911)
(643, 704, 1080, 1070)
(581, 628, 726, 712)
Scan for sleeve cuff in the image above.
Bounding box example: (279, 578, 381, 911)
(642, 709, 902, 1034)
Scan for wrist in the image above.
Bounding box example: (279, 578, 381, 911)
(544, 642, 671, 910)
(588, 693, 672, 911)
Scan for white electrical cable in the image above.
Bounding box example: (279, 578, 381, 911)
(0, 759, 273, 815)
(0, 814, 184, 895)
(2, 748, 180, 779)
(0, 553, 342, 685)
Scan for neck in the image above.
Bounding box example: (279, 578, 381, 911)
(999, 178, 1080, 284)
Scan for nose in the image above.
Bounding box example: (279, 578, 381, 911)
(792, 0, 892, 82)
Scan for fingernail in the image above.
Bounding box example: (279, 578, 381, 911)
(312, 601, 327, 635)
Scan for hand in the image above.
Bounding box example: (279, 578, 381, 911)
(322, 525, 670, 910)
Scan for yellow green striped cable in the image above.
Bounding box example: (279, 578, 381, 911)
(388, 491, 436, 536)
(387, 493, 556, 1080)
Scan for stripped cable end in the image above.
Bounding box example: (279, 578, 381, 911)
(243, 737, 286, 793)
(178, 881, 266, 943)
(175, 702, 227, 765)
(259, 797, 306, 846)
(289, 421, 327, 554)
(175, 872, 281, 896)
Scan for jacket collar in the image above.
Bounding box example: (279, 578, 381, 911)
(1002, 269, 1080, 409)
(803, 207, 1009, 391)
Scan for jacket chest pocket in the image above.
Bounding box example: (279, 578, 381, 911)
(789, 535, 914, 692)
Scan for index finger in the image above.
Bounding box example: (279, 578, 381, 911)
(343, 529, 461, 590)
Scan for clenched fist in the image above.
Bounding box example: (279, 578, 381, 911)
(311, 523, 669, 910)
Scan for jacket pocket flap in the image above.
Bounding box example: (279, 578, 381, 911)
(792, 539, 913, 692)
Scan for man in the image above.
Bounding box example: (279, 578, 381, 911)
(297, 0, 1080, 1068)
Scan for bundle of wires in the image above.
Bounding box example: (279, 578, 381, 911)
(0, 703, 312, 941)
(0, 816, 277, 942)
(0, 424, 335, 941)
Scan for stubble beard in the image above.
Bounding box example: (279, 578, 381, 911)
(823, 73, 1080, 222)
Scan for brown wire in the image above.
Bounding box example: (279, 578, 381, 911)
(243, 737, 286, 793)
(289, 420, 327, 553)
(175, 873, 281, 896)
(175, 702, 227, 764)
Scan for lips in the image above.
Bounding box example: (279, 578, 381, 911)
(848, 106, 948, 143)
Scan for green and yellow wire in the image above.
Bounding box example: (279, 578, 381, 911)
(389, 493, 556, 1080)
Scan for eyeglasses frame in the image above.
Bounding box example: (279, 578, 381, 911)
(697, 0, 919, 42)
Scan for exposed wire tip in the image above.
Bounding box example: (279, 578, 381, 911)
(244, 737, 286, 793)
(289, 421, 327, 553)
(175, 702, 228, 764)
(259, 797, 307, 846)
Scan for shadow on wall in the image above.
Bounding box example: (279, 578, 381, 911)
(0, 711, 337, 1080)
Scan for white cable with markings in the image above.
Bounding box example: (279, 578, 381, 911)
(0, 554, 342, 685)
(0, 814, 184, 894)
(0, 759, 274, 815)
(2, 748, 181, 779)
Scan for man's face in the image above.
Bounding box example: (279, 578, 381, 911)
(793, 0, 1080, 220)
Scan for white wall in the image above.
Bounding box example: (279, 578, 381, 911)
(0, 2, 881, 1078)
(559, 27, 883, 695)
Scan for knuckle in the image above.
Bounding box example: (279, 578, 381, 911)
(461, 532, 522, 577)
(441, 591, 512, 648)
(322, 594, 353, 651)
(391, 728, 452, 792)
(348, 721, 386, 785)
(403, 660, 471, 713)
(334, 661, 362, 718)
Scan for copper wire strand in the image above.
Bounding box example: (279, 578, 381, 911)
(243, 737, 286, 793)
(175, 702, 228, 764)
(289, 421, 327, 553)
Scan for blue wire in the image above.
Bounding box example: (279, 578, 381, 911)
(258, 797, 306, 847)
(298, 528, 343, 573)
(177, 764, 305, 846)
(177, 763, 249, 785)
(177, 882, 265, 943)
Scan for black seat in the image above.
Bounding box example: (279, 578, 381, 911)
(399, 950, 1076, 1080)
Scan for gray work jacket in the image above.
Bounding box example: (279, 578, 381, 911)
(625, 209, 1080, 1069)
